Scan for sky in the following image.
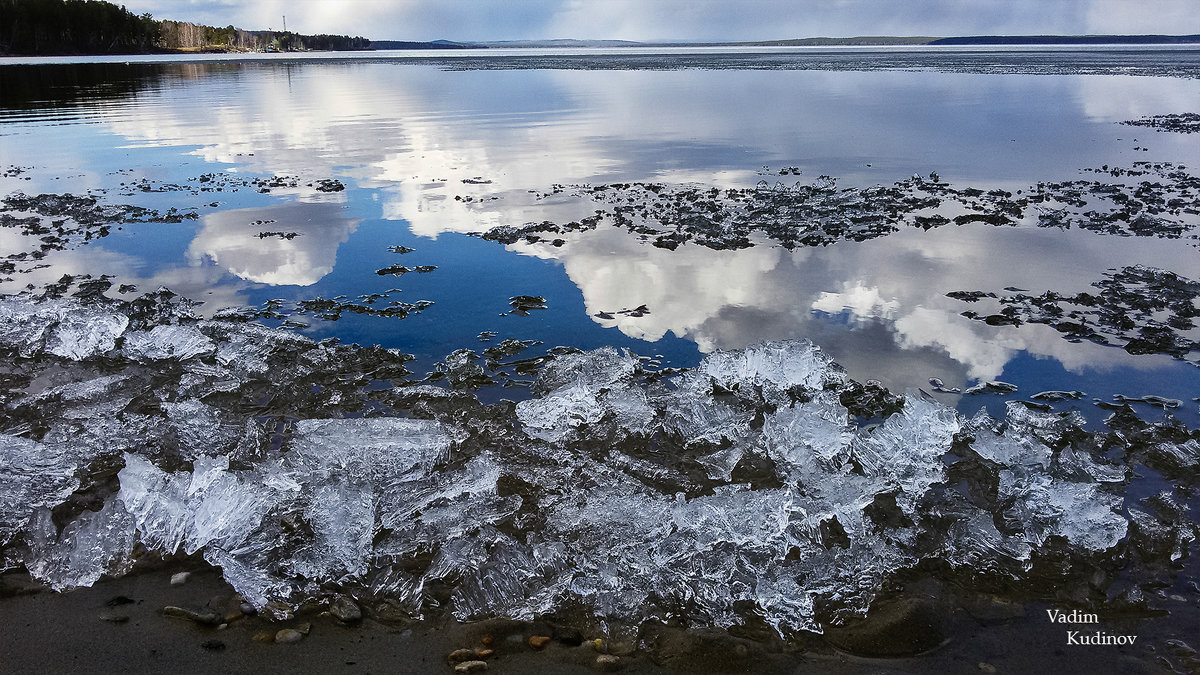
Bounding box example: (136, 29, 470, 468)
(118, 0, 1200, 42)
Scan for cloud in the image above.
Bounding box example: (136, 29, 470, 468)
(117, 0, 1199, 41)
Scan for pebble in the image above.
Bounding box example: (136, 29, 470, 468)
(239, 603, 257, 615)
(595, 654, 622, 671)
(263, 600, 294, 621)
(529, 635, 551, 649)
(592, 638, 604, 652)
(98, 612, 129, 624)
(169, 572, 191, 586)
(475, 648, 495, 659)
(329, 594, 362, 623)
(162, 606, 223, 626)
(252, 631, 275, 643)
(454, 661, 488, 674)
(481, 636, 494, 646)
(447, 649, 477, 663)
(275, 629, 305, 643)
(978, 663, 997, 674)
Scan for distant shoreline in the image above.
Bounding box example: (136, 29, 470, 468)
(5, 34, 1198, 58)
(373, 34, 1200, 50)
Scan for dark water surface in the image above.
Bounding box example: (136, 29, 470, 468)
(1, 48, 1197, 422)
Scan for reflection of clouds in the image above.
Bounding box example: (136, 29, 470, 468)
(92, 62, 1200, 246)
(28, 59, 1199, 392)
(516, 229, 788, 349)
(1076, 75, 1200, 123)
(534, 222, 1197, 391)
(812, 282, 899, 323)
(0, 241, 251, 315)
(186, 203, 360, 286)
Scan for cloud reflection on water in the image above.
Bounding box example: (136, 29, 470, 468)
(516, 222, 1195, 393)
(186, 202, 361, 286)
(5, 57, 1197, 397)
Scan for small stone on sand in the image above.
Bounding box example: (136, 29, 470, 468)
(595, 654, 622, 672)
(275, 629, 305, 643)
(329, 594, 362, 623)
(162, 606, 222, 625)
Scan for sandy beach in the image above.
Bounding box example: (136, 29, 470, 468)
(4, 555, 1192, 674)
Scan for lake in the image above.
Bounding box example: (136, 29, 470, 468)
(1, 47, 1199, 668)
(2, 47, 1197, 424)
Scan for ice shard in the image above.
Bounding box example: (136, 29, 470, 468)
(44, 308, 128, 361)
(0, 435, 80, 546)
(122, 324, 215, 362)
(25, 498, 136, 591)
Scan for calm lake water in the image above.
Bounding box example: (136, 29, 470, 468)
(1, 47, 1198, 424)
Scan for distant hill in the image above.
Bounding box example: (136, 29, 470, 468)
(371, 39, 642, 49)
(714, 36, 937, 47)
(475, 39, 643, 48)
(929, 34, 1200, 45)
(369, 40, 480, 50)
(369, 34, 1200, 50)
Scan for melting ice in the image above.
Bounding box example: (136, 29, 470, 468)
(0, 294, 1185, 634)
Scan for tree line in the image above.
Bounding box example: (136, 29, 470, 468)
(1, 0, 370, 55)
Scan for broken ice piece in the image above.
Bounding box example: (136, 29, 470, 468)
(0, 434, 81, 545)
(122, 324, 215, 361)
(26, 498, 137, 591)
(697, 340, 843, 403)
(287, 418, 453, 481)
(44, 308, 128, 360)
(963, 381, 1018, 396)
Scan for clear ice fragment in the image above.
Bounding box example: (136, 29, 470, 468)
(287, 418, 453, 482)
(26, 498, 137, 591)
(0, 434, 80, 545)
(122, 324, 215, 361)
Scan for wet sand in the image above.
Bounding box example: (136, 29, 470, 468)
(2, 558, 1190, 674)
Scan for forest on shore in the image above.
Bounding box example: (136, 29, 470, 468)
(0, 0, 369, 55)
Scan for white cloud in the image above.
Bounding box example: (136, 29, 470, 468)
(117, 1, 1200, 41)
